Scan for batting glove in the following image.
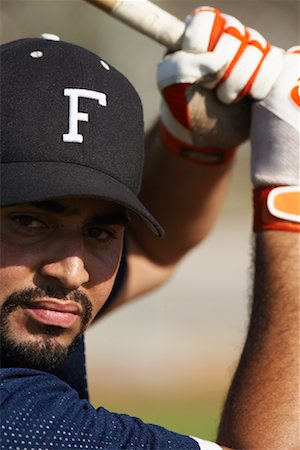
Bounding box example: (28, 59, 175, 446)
(251, 47, 300, 232)
(157, 6, 284, 165)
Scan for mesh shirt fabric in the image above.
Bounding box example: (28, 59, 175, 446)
(0, 368, 201, 450)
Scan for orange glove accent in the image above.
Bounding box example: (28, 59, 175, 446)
(253, 186, 300, 232)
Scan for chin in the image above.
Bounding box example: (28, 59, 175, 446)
(0, 325, 82, 371)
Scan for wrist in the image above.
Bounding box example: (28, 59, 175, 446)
(160, 122, 236, 166)
(253, 186, 300, 232)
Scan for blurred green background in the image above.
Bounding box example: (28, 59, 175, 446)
(1, 0, 299, 441)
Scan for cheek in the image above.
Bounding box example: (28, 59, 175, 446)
(0, 239, 38, 304)
(0, 237, 42, 269)
(87, 239, 124, 318)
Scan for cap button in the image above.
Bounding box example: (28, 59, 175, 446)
(40, 33, 60, 41)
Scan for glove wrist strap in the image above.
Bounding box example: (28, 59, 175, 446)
(253, 186, 300, 232)
(160, 122, 236, 166)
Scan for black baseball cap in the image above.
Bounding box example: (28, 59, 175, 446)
(0, 36, 163, 236)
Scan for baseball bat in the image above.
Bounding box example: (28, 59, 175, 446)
(84, 0, 186, 50)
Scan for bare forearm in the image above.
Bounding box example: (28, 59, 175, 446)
(129, 123, 234, 265)
(217, 231, 300, 448)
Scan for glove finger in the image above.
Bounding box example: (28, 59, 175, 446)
(249, 45, 284, 100)
(216, 27, 269, 103)
(288, 45, 300, 54)
(215, 26, 283, 103)
(183, 7, 225, 52)
(209, 15, 248, 101)
(212, 20, 260, 102)
(157, 50, 227, 90)
(222, 13, 247, 37)
(261, 47, 300, 130)
(288, 46, 300, 109)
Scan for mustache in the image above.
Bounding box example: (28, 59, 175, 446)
(1, 287, 93, 329)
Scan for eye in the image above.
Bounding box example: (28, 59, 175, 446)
(84, 225, 117, 242)
(12, 214, 47, 229)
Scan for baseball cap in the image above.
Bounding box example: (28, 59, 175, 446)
(0, 36, 163, 236)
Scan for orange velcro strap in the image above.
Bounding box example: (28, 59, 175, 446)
(160, 122, 236, 166)
(253, 186, 300, 232)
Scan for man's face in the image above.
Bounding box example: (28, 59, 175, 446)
(0, 197, 127, 370)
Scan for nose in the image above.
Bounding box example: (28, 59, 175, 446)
(39, 240, 90, 290)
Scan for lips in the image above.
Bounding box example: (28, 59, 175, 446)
(24, 299, 82, 328)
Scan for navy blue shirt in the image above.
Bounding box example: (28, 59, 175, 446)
(0, 368, 201, 450)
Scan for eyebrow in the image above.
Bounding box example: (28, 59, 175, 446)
(28, 201, 129, 226)
(89, 212, 129, 226)
(29, 200, 69, 214)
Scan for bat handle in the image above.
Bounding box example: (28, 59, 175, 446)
(84, 0, 186, 51)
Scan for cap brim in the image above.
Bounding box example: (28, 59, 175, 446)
(1, 162, 164, 237)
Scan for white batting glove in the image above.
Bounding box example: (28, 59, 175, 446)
(157, 6, 284, 160)
(251, 47, 300, 186)
(251, 47, 300, 232)
(158, 6, 284, 102)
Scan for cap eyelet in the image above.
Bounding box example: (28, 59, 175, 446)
(30, 51, 43, 58)
(100, 60, 110, 70)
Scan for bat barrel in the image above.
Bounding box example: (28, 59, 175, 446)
(85, 0, 186, 50)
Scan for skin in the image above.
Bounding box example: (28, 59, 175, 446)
(0, 197, 127, 355)
(104, 120, 236, 312)
(217, 232, 300, 449)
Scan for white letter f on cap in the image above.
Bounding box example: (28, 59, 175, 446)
(63, 88, 107, 143)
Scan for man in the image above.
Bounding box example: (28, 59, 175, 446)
(1, 6, 299, 450)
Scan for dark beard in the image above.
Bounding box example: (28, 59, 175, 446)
(0, 329, 78, 371)
(0, 287, 92, 371)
